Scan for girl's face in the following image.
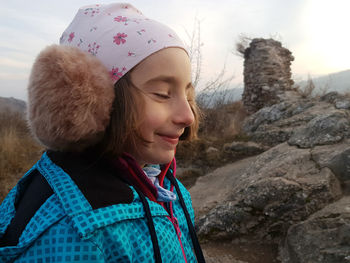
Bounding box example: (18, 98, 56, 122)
(129, 47, 194, 166)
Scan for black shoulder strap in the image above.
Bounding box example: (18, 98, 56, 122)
(0, 169, 53, 247)
(167, 174, 206, 263)
(133, 186, 162, 263)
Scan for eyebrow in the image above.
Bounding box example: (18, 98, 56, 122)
(144, 75, 193, 89)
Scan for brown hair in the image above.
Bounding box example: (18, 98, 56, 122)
(95, 72, 200, 158)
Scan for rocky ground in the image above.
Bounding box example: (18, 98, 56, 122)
(180, 91, 350, 262)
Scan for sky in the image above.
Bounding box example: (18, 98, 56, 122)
(1, 0, 349, 100)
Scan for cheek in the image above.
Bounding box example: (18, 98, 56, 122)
(138, 104, 166, 137)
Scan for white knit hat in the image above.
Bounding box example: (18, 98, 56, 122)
(60, 3, 187, 82)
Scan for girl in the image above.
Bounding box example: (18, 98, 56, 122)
(0, 3, 205, 263)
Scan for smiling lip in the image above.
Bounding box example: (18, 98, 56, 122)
(158, 134, 180, 145)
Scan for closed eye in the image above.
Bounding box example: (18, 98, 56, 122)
(153, 93, 170, 99)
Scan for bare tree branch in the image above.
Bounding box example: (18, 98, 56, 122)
(184, 17, 235, 109)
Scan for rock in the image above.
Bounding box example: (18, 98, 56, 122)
(190, 156, 257, 217)
(206, 146, 219, 153)
(242, 91, 350, 149)
(243, 102, 290, 132)
(320, 91, 341, 103)
(246, 127, 295, 147)
(288, 111, 350, 148)
(319, 91, 350, 109)
(281, 196, 350, 263)
(223, 141, 265, 155)
(311, 141, 350, 193)
(176, 138, 212, 167)
(242, 97, 335, 147)
(285, 100, 315, 116)
(176, 167, 203, 189)
(196, 201, 251, 239)
(205, 146, 221, 166)
(196, 143, 342, 242)
(335, 99, 350, 109)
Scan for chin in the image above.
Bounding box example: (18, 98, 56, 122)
(130, 146, 176, 166)
(149, 150, 175, 165)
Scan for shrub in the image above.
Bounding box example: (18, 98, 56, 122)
(176, 100, 251, 170)
(199, 100, 249, 138)
(0, 111, 42, 202)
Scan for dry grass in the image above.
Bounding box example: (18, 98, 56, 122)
(294, 75, 331, 99)
(295, 75, 316, 98)
(0, 111, 42, 202)
(199, 100, 249, 138)
(344, 91, 350, 99)
(176, 100, 251, 169)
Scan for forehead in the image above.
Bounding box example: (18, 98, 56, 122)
(130, 47, 191, 85)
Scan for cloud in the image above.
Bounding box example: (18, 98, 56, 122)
(0, 58, 30, 70)
(0, 72, 28, 80)
(0, 0, 349, 100)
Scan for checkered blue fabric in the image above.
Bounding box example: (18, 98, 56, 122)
(0, 153, 197, 262)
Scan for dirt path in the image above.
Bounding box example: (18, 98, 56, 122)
(202, 241, 280, 263)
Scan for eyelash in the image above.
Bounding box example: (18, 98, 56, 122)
(152, 92, 192, 102)
(154, 93, 170, 99)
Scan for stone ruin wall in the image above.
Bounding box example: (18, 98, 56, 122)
(242, 38, 294, 113)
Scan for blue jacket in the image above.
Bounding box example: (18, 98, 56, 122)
(0, 152, 200, 262)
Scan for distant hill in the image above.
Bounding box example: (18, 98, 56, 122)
(0, 97, 26, 114)
(298, 69, 350, 94)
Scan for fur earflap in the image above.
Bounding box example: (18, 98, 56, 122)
(27, 45, 115, 151)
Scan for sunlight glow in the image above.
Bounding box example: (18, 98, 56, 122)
(303, 0, 350, 74)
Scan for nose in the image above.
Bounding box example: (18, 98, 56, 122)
(172, 97, 195, 127)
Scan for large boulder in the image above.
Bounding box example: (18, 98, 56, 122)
(288, 111, 350, 148)
(242, 100, 315, 146)
(320, 91, 350, 109)
(311, 141, 350, 193)
(195, 143, 342, 242)
(242, 92, 350, 147)
(280, 196, 350, 263)
(190, 156, 257, 217)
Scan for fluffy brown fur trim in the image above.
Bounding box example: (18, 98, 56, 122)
(27, 45, 115, 151)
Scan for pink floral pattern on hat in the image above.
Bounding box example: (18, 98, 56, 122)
(114, 16, 128, 25)
(113, 33, 128, 45)
(60, 3, 187, 83)
(68, 32, 75, 43)
(84, 6, 100, 17)
(110, 66, 127, 81)
(88, 42, 100, 56)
